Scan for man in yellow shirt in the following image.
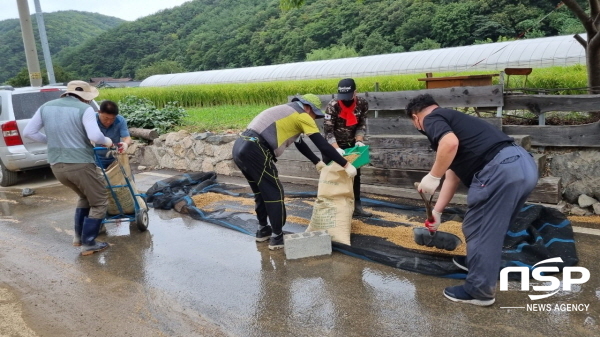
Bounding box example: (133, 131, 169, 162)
(232, 94, 357, 250)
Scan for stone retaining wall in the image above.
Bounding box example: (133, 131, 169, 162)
(130, 130, 238, 176)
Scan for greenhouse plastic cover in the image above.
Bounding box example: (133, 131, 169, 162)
(141, 34, 586, 87)
(146, 172, 579, 278)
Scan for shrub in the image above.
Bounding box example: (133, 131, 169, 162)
(117, 95, 187, 134)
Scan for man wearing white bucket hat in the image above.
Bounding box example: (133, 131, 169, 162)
(24, 80, 114, 256)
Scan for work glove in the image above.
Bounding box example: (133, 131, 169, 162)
(418, 173, 441, 195)
(355, 141, 366, 147)
(104, 137, 113, 148)
(424, 210, 442, 233)
(315, 161, 326, 172)
(117, 142, 129, 154)
(344, 163, 357, 178)
(336, 147, 345, 156)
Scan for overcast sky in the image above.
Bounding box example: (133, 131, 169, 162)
(1, 0, 192, 22)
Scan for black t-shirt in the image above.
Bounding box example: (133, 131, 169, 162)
(423, 107, 512, 186)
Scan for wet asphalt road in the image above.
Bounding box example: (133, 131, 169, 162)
(0, 168, 599, 337)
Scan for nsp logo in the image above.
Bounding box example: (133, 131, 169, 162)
(499, 257, 590, 300)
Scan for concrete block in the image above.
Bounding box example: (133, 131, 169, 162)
(284, 230, 332, 260)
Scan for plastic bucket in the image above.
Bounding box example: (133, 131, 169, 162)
(343, 145, 370, 168)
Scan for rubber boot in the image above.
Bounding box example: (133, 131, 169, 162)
(353, 200, 373, 218)
(352, 173, 372, 218)
(73, 208, 90, 246)
(81, 217, 109, 256)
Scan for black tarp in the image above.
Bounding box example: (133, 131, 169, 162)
(146, 172, 578, 278)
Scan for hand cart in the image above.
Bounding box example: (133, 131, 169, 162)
(93, 147, 149, 231)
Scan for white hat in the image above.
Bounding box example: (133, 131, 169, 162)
(60, 80, 99, 101)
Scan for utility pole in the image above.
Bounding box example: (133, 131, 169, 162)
(17, 0, 42, 87)
(34, 0, 55, 84)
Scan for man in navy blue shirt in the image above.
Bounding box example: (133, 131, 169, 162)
(406, 94, 538, 307)
(96, 100, 132, 168)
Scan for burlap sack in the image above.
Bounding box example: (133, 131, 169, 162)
(104, 153, 144, 215)
(306, 163, 354, 245)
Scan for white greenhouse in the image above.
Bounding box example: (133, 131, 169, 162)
(140, 34, 586, 87)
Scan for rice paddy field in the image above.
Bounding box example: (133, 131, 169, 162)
(97, 65, 590, 132)
(98, 65, 589, 107)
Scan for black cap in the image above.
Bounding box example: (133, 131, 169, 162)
(337, 78, 356, 100)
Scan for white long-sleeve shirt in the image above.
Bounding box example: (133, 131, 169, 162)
(24, 105, 112, 146)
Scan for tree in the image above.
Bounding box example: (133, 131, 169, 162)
(306, 45, 358, 61)
(410, 38, 442, 52)
(6, 65, 74, 87)
(135, 60, 185, 80)
(431, 2, 478, 47)
(360, 32, 394, 56)
(279, 0, 306, 10)
(562, 0, 600, 93)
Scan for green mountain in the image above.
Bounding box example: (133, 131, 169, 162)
(0, 11, 124, 83)
(52, 0, 584, 80)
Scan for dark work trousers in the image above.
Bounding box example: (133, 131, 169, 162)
(322, 141, 361, 204)
(51, 163, 108, 219)
(462, 144, 538, 299)
(232, 133, 286, 235)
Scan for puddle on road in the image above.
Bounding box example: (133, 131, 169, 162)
(0, 285, 38, 337)
(106, 219, 132, 237)
(0, 190, 69, 218)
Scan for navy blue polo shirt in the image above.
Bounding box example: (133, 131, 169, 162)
(97, 114, 130, 144)
(95, 114, 130, 168)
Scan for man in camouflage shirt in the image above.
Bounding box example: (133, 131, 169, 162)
(323, 78, 372, 217)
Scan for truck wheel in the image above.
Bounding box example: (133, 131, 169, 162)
(0, 161, 19, 187)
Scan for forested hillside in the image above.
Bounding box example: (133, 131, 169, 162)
(8, 0, 587, 82)
(0, 11, 124, 83)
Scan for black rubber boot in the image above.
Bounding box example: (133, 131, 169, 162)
(352, 172, 372, 218)
(73, 208, 90, 246)
(81, 217, 109, 256)
(353, 200, 373, 218)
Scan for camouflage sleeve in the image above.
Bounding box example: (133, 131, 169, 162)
(323, 100, 338, 144)
(355, 97, 368, 138)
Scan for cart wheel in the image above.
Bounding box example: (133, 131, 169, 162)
(135, 209, 149, 231)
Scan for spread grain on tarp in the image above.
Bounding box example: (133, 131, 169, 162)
(190, 192, 466, 254)
(287, 215, 310, 226)
(351, 219, 466, 255)
(568, 215, 600, 224)
(192, 192, 255, 211)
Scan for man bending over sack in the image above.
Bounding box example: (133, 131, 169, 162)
(232, 94, 357, 250)
(406, 94, 538, 306)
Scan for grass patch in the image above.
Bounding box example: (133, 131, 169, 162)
(179, 104, 269, 133)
